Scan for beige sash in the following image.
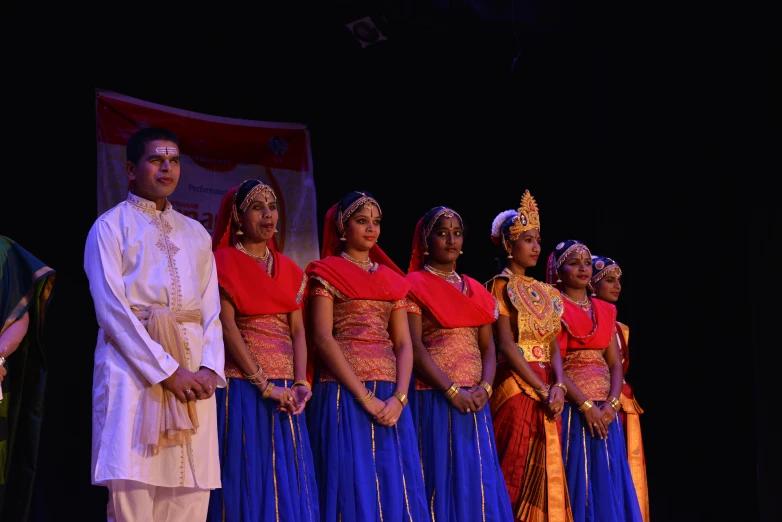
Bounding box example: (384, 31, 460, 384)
(133, 304, 202, 455)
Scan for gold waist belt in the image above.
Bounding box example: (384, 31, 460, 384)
(518, 344, 550, 363)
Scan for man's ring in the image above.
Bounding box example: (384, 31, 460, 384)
(184, 389, 191, 395)
(0, 356, 5, 366)
(466, 408, 471, 412)
(288, 396, 294, 402)
(593, 422, 598, 427)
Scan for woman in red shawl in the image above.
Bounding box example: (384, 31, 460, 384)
(304, 190, 429, 522)
(405, 205, 513, 521)
(206, 179, 319, 522)
(546, 240, 642, 522)
(485, 190, 573, 522)
(590, 254, 650, 522)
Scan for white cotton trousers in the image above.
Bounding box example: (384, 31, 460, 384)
(106, 479, 211, 522)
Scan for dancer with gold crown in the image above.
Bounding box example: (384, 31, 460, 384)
(485, 190, 574, 522)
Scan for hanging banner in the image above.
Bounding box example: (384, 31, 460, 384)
(95, 89, 319, 268)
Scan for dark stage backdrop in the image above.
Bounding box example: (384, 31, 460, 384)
(1, 2, 768, 521)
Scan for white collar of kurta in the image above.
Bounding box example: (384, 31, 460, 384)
(127, 192, 173, 213)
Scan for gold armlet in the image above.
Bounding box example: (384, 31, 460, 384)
(577, 399, 595, 413)
(444, 382, 460, 400)
(479, 381, 493, 399)
(261, 382, 275, 399)
(292, 379, 312, 390)
(392, 391, 408, 408)
(355, 389, 375, 404)
(552, 382, 568, 395)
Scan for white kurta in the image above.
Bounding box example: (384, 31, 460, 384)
(84, 192, 226, 489)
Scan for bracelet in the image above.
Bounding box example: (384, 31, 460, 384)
(245, 366, 264, 381)
(292, 379, 312, 390)
(535, 383, 550, 398)
(251, 378, 268, 388)
(552, 382, 568, 395)
(444, 382, 460, 400)
(607, 396, 621, 411)
(355, 389, 375, 404)
(479, 381, 493, 399)
(261, 382, 275, 399)
(392, 391, 408, 408)
(577, 399, 595, 413)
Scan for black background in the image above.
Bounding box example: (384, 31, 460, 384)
(1, 1, 774, 521)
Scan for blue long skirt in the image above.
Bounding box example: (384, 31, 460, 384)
(207, 378, 320, 522)
(409, 388, 514, 522)
(560, 402, 643, 522)
(307, 380, 430, 522)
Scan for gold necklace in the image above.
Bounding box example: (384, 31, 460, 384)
(562, 291, 591, 311)
(424, 264, 462, 284)
(235, 241, 270, 261)
(340, 251, 378, 273)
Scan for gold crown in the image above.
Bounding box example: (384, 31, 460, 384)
(508, 189, 541, 239)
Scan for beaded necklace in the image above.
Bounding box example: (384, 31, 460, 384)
(340, 251, 378, 273)
(424, 264, 462, 284)
(561, 291, 590, 311)
(235, 242, 273, 276)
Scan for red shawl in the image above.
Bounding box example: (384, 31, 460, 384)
(406, 270, 496, 328)
(214, 247, 303, 315)
(303, 201, 409, 383)
(305, 256, 409, 302)
(557, 298, 617, 356)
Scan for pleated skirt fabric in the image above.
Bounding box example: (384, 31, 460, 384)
(307, 380, 430, 522)
(409, 388, 514, 522)
(207, 378, 320, 522)
(560, 402, 643, 522)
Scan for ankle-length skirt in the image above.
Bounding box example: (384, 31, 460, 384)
(560, 402, 643, 522)
(307, 380, 430, 522)
(409, 387, 514, 521)
(207, 378, 320, 522)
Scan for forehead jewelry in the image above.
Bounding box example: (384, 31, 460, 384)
(337, 194, 382, 235)
(155, 146, 178, 155)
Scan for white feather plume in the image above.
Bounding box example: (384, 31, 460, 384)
(491, 209, 517, 238)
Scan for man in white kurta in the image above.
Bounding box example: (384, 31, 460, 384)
(84, 191, 225, 520)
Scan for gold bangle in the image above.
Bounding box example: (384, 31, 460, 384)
(607, 396, 621, 411)
(392, 391, 408, 408)
(578, 399, 594, 413)
(552, 382, 568, 395)
(479, 381, 493, 399)
(355, 389, 374, 404)
(444, 382, 459, 400)
(292, 379, 312, 390)
(261, 382, 275, 399)
(251, 378, 268, 388)
(245, 366, 264, 381)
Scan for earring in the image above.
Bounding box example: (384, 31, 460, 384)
(339, 235, 347, 241)
(591, 291, 597, 296)
(507, 254, 513, 259)
(424, 250, 429, 256)
(274, 228, 278, 233)
(459, 250, 463, 254)
(556, 279, 562, 283)
(235, 225, 244, 236)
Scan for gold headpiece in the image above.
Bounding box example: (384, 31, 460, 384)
(508, 189, 541, 240)
(231, 179, 276, 226)
(336, 193, 382, 235)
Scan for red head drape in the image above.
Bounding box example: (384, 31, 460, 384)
(213, 185, 280, 253)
